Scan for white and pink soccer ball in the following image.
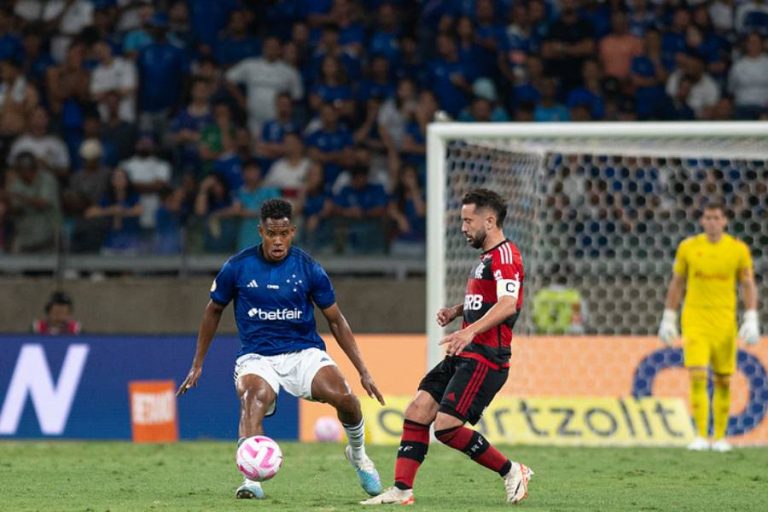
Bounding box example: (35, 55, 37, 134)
(236, 435, 283, 481)
(314, 416, 342, 442)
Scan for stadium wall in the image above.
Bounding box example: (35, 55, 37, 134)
(0, 277, 426, 334)
(3, 277, 765, 335)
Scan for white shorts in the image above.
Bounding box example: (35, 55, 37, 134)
(233, 348, 337, 416)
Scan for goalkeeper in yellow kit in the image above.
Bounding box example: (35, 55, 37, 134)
(659, 203, 760, 451)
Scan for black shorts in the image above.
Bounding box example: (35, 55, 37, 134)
(418, 356, 508, 425)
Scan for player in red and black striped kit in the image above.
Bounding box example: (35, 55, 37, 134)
(362, 189, 533, 506)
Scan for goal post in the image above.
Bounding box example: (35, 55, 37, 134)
(426, 122, 768, 368)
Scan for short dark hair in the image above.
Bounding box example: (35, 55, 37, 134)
(703, 201, 727, 215)
(46, 291, 73, 313)
(462, 188, 507, 227)
(242, 159, 261, 171)
(261, 198, 293, 222)
(15, 151, 37, 170)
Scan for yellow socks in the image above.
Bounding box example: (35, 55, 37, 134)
(690, 371, 709, 438)
(712, 377, 731, 440)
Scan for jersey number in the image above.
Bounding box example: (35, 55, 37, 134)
(464, 294, 484, 311)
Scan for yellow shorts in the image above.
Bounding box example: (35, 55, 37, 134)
(681, 310, 737, 375)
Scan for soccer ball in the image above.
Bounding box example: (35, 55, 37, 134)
(314, 416, 342, 442)
(236, 435, 283, 481)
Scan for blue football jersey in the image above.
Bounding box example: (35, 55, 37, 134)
(210, 246, 336, 357)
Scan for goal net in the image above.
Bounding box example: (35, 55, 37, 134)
(426, 122, 768, 366)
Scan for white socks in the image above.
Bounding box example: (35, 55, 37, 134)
(343, 419, 367, 461)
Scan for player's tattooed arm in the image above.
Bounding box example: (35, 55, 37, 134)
(436, 304, 463, 327)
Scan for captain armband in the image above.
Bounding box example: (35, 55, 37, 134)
(496, 279, 520, 300)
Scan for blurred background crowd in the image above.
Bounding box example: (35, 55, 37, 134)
(0, 0, 766, 257)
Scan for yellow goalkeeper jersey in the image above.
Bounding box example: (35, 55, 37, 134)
(673, 233, 753, 312)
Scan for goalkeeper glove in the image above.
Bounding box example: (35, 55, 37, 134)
(738, 310, 760, 345)
(658, 309, 679, 346)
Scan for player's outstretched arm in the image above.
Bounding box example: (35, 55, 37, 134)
(659, 273, 684, 346)
(321, 303, 385, 405)
(436, 304, 463, 327)
(738, 268, 760, 345)
(440, 296, 517, 357)
(177, 300, 225, 396)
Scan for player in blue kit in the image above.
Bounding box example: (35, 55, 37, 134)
(178, 198, 385, 500)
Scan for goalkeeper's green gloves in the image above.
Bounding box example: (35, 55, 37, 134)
(739, 310, 760, 346)
(658, 309, 679, 346)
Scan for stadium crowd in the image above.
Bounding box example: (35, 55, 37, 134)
(0, 0, 766, 256)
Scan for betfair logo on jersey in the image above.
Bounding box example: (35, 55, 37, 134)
(247, 307, 303, 320)
(362, 396, 694, 447)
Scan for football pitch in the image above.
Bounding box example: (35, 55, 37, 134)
(1, 441, 767, 511)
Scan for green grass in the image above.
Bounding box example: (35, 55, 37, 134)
(0, 441, 767, 511)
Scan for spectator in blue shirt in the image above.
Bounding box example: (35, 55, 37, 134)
(534, 76, 570, 121)
(236, 160, 282, 251)
(305, 0, 335, 35)
(427, 33, 475, 117)
(333, 0, 366, 56)
(473, 0, 508, 80)
(137, 15, 190, 132)
(214, 8, 260, 68)
(368, 3, 401, 64)
(456, 16, 486, 77)
(394, 33, 424, 83)
(167, 0, 195, 50)
(388, 164, 426, 257)
(123, 3, 154, 58)
(499, 3, 539, 86)
(529, 0, 553, 43)
(171, 77, 214, 174)
(194, 172, 240, 253)
(459, 96, 510, 122)
(187, 0, 238, 51)
(332, 166, 389, 254)
(305, 103, 354, 190)
(581, 0, 612, 39)
(309, 55, 354, 118)
(661, 8, 690, 72)
(192, 56, 239, 119)
(356, 55, 395, 103)
(264, 0, 306, 41)
(20, 27, 54, 88)
(85, 168, 143, 255)
(299, 161, 334, 252)
(653, 77, 696, 121)
(310, 23, 362, 84)
(686, 13, 730, 82)
(631, 29, 667, 119)
(457, 79, 510, 121)
(626, 0, 655, 38)
(401, 90, 436, 173)
(254, 92, 299, 174)
(564, 59, 605, 120)
(0, 8, 22, 63)
(153, 186, 184, 255)
(353, 96, 388, 160)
